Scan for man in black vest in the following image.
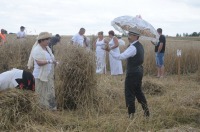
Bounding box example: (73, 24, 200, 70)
(104, 27, 149, 118)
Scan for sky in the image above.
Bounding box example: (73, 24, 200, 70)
(0, 0, 200, 36)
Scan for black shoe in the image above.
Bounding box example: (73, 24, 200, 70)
(144, 110, 150, 117)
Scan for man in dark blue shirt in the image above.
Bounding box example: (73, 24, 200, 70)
(48, 34, 61, 53)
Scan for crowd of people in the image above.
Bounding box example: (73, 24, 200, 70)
(0, 26, 166, 118)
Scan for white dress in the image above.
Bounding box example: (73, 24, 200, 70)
(109, 37, 123, 75)
(96, 38, 106, 74)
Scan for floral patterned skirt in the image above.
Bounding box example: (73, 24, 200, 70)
(35, 67, 57, 110)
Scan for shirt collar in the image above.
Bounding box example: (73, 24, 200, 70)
(130, 40, 138, 45)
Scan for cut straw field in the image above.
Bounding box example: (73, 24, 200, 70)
(0, 34, 200, 131)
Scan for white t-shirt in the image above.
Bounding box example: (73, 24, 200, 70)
(33, 51, 52, 78)
(0, 68, 23, 90)
(71, 33, 84, 46)
(17, 31, 25, 38)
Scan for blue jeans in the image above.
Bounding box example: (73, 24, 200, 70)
(156, 52, 164, 68)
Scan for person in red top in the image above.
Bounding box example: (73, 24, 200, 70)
(0, 29, 6, 45)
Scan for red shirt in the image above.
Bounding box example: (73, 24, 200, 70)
(0, 33, 6, 42)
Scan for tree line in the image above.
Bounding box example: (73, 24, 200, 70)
(176, 32, 200, 37)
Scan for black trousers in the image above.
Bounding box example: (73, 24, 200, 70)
(125, 72, 148, 114)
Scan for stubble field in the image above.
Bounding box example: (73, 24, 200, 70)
(0, 34, 199, 132)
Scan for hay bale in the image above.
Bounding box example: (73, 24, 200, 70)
(142, 79, 166, 95)
(55, 45, 97, 110)
(0, 89, 61, 131)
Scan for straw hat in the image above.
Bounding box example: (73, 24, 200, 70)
(128, 27, 140, 36)
(37, 32, 52, 40)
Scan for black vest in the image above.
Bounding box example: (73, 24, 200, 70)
(126, 41, 144, 74)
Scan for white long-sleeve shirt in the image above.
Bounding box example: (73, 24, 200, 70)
(110, 40, 138, 60)
(0, 68, 23, 90)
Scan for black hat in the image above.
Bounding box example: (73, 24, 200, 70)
(20, 26, 25, 29)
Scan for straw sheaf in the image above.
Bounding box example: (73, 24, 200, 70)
(0, 89, 36, 130)
(0, 89, 62, 131)
(55, 45, 97, 110)
(142, 79, 166, 95)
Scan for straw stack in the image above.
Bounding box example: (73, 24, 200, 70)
(55, 44, 97, 110)
(142, 79, 166, 95)
(0, 89, 61, 131)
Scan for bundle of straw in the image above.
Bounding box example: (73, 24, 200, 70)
(55, 45, 97, 110)
(142, 79, 166, 95)
(0, 89, 61, 131)
(0, 89, 37, 130)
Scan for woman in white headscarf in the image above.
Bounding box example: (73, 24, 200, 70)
(27, 32, 57, 110)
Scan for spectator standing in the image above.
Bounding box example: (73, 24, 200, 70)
(17, 26, 26, 39)
(0, 29, 6, 45)
(93, 31, 108, 74)
(108, 30, 123, 75)
(71, 28, 88, 47)
(27, 32, 57, 110)
(48, 34, 61, 53)
(151, 28, 166, 78)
